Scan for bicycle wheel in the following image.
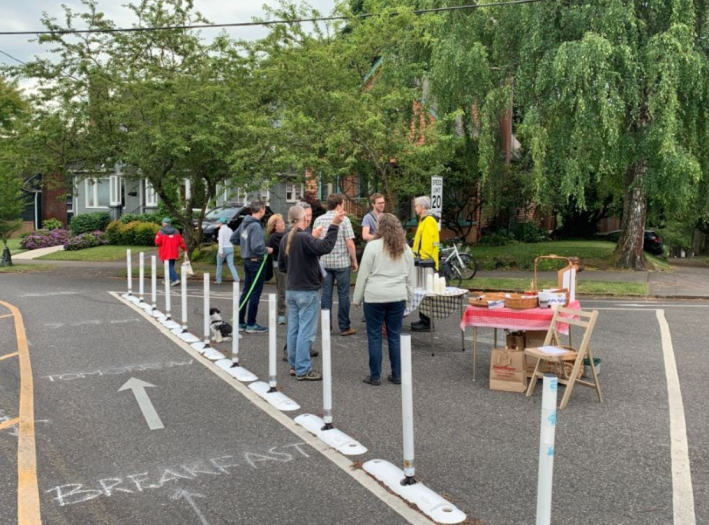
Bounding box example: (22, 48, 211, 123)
(455, 253, 478, 282)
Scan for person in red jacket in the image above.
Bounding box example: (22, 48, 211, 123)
(155, 218, 187, 286)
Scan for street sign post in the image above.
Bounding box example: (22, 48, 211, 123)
(431, 176, 443, 231)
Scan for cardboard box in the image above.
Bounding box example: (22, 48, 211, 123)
(506, 331, 526, 350)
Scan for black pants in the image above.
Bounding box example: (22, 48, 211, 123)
(418, 312, 430, 327)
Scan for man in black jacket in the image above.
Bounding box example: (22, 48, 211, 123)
(278, 205, 344, 380)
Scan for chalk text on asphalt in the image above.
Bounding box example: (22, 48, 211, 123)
(46, 443, 311, 507)
(42, 359, 194, 382)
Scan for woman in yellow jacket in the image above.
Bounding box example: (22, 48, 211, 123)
(411, 196, 440, 332)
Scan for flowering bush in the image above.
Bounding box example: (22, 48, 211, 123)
(63, 230, 108, 251)
(20, 229, 72, 250)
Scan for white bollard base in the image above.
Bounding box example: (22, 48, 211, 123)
(138, 302, 152, 311)
(294, 414, 367, 456)
(126, 295, 141, 305)
(177, 332, 201, 343)
(190, 342, 207, 354)
(151, 310, 165, 320)
(214, 359, 258, 382)
(161, 319, 181, 330)
(248, 381, 300, 411)
(203, 348, 225, 361)
(363, 460, 466, 524)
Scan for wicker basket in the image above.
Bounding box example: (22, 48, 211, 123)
(504, 293, 538, 310)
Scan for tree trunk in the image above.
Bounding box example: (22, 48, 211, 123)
(615, 162, 648, 270)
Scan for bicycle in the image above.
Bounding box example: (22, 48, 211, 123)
(438, 237, 478, 287)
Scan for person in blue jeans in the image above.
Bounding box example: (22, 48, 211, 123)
(278, 204, 345, 380)
(231, 200, 272, 334)
(313, 194, 359, 336)
(352, 214, 415, 385)
(215, 217, 239, 284)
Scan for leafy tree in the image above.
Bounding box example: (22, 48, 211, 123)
(256, 1, 451, 209)
(9, 0, 282, 253)
(0, 77, 27, 266)
(424, 0, 709, 269)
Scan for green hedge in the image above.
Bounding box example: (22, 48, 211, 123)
(70, 212, 111, 235)
(106, 220, 160, 246)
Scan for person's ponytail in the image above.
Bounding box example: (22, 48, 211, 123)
(285, 205, 305, 256)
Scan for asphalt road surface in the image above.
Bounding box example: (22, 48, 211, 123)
(1, 267, 708, 525)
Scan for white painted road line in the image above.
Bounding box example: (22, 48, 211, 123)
(657, 310, 696, 525)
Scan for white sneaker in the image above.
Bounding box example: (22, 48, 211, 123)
(170, 280, 180, 287)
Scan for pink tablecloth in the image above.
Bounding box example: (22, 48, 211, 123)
(460, 300, 580, 335)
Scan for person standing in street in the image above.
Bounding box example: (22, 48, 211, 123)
(313, 194, 358, 336)
(155, 218, 186, 286)
(231, 200, 272, 334)
(361, 193, 386, 241)
(215, 217, 239, 284)
(279, 205, 344, 380)
(353, 214, 415, 386)
(411, 196, 440, 332)
(267, 213, 287, 325)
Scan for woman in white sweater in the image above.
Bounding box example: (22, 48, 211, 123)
(353, 214, 415, 385)
(215, 217, 240, 284)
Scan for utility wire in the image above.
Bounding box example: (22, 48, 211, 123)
(0, 0, 551, 37)
(0, 49, 28, 65)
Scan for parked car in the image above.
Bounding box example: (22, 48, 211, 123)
(603, 230, 664, 255)
(197, 202, 274, 243)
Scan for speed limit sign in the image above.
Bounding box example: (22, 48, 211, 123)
(431, 176, 443, 230)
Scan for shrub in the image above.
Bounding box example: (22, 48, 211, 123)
(43, 218, 63, 231)
(63, 231, 108, 251)
(20, 229, 72, 250)
(105, 220, 159, 246)
(70, 212, 111, 235)
(478, 230, 515, 246)
(512, 222, 551, 243)
(119, 213, 162, 225)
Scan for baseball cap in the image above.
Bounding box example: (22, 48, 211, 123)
(162, 217, 172, 224)
(218, 217, 227, 224)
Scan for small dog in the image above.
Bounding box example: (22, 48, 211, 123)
(209, 308, 233, 343)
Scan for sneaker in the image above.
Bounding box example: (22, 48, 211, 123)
(278, 315, 286, 325)
(387, 374, 401, 385)
(170, 280, 180, 287)
(410, 324, 431, 333)
(214, 280, 222, 284)
(245, 324, 268, 334)
(340, 327, 356, 337)
(290, 367, 296, 376)
(238, 324, 247, 333)
(363, 376, 381, 386)
(296, 370, 322, 381)
(310, 349, 319, 358)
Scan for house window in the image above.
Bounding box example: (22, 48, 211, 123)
(109, 175, 122, 207)
(145, 181, 158, 207)
(286, 183, 305, 202)
(85, 179, 111, 208)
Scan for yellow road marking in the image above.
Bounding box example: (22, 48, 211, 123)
(0, 313, 14, 320)
(0, 300, 42, 525)
(0, 351, 19, 362)
(0, 417, 19, 431)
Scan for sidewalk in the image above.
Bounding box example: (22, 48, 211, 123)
(12, 245, 66, 260)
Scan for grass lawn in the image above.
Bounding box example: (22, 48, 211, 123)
(0, 264, 55, 274)
(468, 240, 670, 272)
(37, 245, 157, 262)
(5, 239, 26, 255)
(463, 277, 648, 297)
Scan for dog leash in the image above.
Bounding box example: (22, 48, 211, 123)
(238, 254, 269, 311)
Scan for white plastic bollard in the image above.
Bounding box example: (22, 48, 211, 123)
(536, 374, 558, 525)
(181, 265, 188, 331)
(232, 281, 240, 364)
(401, 334, 416, 485)
(203, 273, 210, 348)
(322, 309, 333, 429)
(164, 260, 171, 319)
(126, 249, 133, 295)
(151, 256, 157, 311)
(268, 294, 277, 391)
(138, 252, 145, 302)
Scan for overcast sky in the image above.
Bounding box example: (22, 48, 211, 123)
(0, 0, 337, 68)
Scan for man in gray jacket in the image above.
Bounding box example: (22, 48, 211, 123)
(231, 200, 272, 333)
